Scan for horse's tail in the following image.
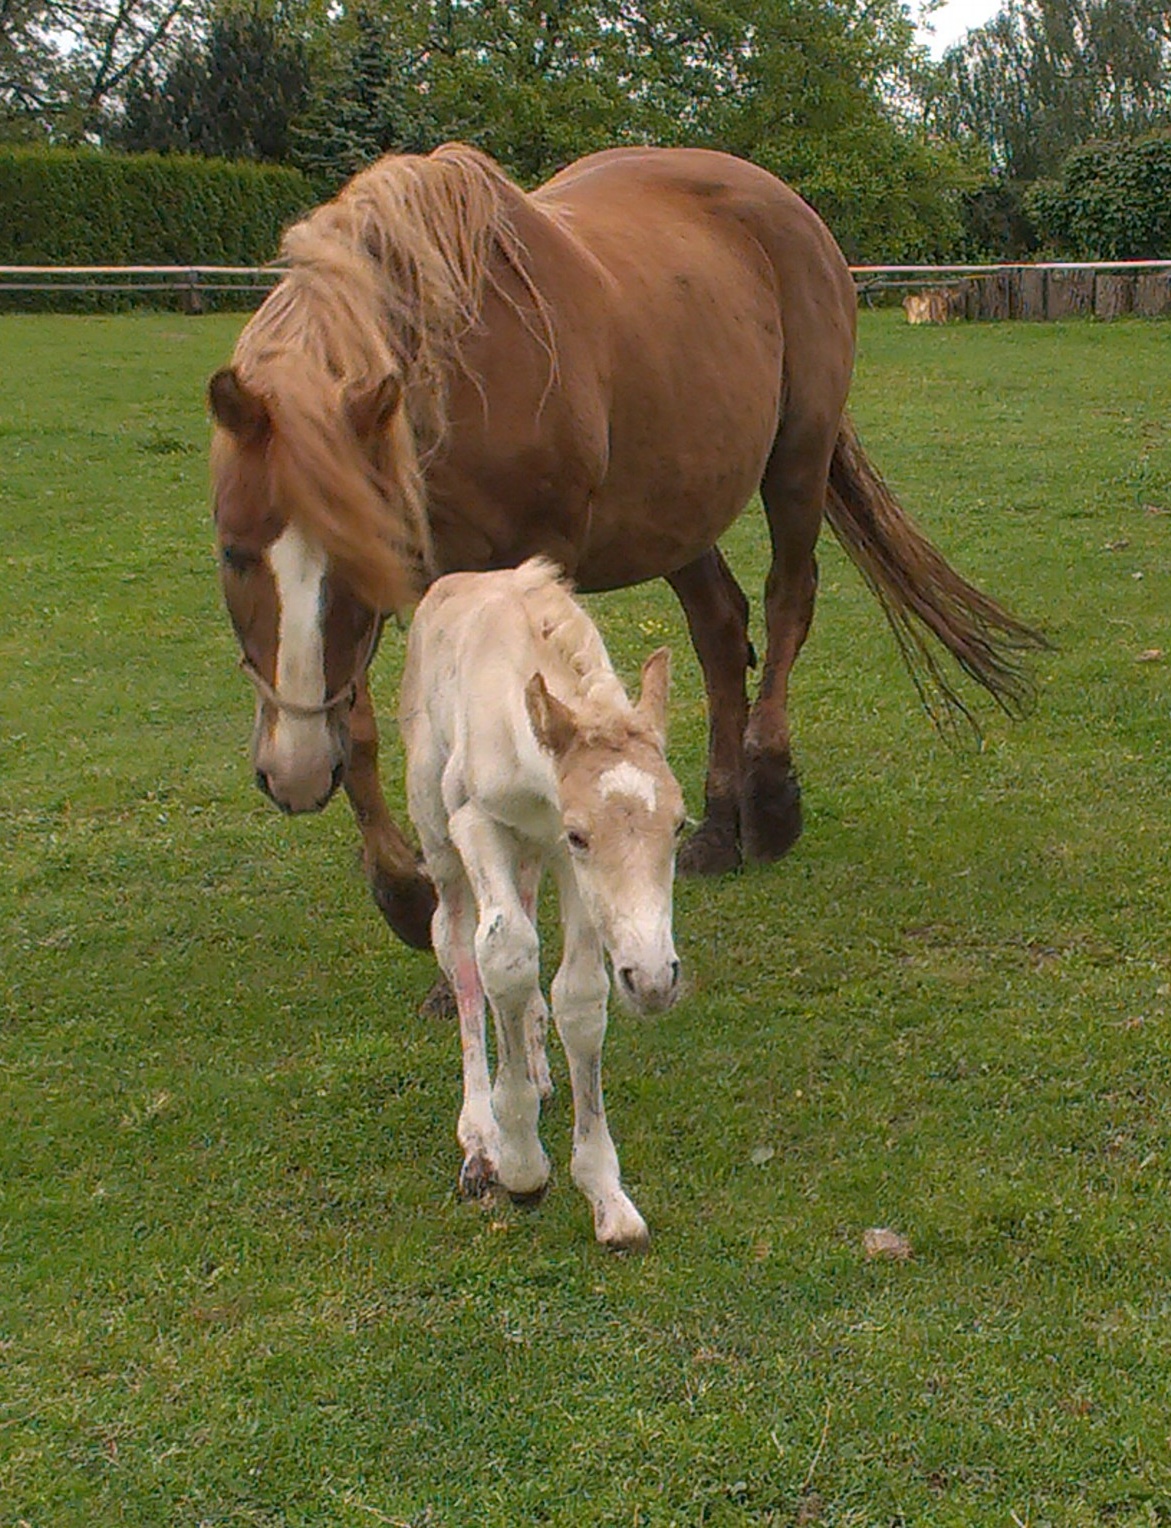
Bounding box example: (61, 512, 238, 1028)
(824, 413, 1048, 735)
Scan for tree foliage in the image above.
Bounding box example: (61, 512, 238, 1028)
(292, 0, 972, 259)
(118, 3, 310, 161)
(924, 0, 1171, 181)
(0, 0, 199, 142)
(0, 0, 992, 260)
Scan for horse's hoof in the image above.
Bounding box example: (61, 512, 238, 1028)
(419, 976, 456, 1020)
(458, 1152, 497, 1200)
(677, 822, 742, 877)
(741, 754, 802, 863)
(370, 865, 437, 950)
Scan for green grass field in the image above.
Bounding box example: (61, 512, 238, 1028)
(3, 308, 1171, 1526)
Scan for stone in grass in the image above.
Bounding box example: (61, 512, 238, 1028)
(863, 1227, 913, 1261)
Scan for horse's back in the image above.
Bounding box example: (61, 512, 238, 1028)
(518, 149, 857, 586)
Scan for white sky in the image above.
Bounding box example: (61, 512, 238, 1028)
(915, 0, 1003, 56)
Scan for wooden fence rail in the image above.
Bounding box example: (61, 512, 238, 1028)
(0, 265, 280, 311)
(1, 260, 1170, 319)
(851, 260, 1171, 322)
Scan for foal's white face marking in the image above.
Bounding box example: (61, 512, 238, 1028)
(597, 761, 658, 813)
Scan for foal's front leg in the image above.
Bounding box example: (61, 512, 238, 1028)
(517, 853, 553, 1101)
(551, 860, 649, 1251)
(449, 804, 551, 1201)
(427, 844, 499, 1198)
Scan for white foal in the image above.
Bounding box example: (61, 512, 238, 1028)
(400, 558, 685, 1250)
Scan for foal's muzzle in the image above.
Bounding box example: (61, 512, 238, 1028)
(617, 958, 682, 1015)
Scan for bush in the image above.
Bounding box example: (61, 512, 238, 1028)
(1025, 132, 1171, 259)
(0, 147, 314, 267)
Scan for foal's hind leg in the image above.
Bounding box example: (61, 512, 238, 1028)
(667, 549, 753, 877)
(345, 675, 438, 950)
(742, 423, 835, 861)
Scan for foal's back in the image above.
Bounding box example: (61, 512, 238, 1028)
(400, 559, 618, 841)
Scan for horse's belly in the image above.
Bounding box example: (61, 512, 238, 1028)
(578, 335, 781, 586)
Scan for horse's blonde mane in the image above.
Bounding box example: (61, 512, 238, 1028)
(227, 145, 549, 612)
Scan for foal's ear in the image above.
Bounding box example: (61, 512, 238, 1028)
(346, 372, 402, 441)
(525, 672, 578, 758)
(208, 367, 270, 445)
(635, 647, 671, 744)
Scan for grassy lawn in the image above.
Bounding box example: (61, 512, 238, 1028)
(3, 307, 1171, 1526)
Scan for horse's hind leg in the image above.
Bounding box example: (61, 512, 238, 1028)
(345, 674, 438, 950)
(666, 548, 753, 876)
(742, 420, 834, 861)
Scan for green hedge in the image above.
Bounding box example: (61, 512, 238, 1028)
(1026, 132, 1171, 260)
(0, 147, 314, 265)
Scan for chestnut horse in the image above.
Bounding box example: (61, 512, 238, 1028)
(209, 143, 1043, 950)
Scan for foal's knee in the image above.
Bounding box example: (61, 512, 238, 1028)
(475, 906, 539, 1005)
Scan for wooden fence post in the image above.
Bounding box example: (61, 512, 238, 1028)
(179, 269, 204, 315)
(1094, 273, 1134, 320)
(1046, 270, 1094, 319)
(1018, 267, 1047, 320)
(1134, 272, 1171, 317)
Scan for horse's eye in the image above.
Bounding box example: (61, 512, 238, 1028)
(221, 544, 257, 574)
(674, 817, 688, 839)
(566, 829, 590, 854)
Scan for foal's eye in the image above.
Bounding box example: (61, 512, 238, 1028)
(566, 829, 590, 854)
(674, 817, 688, 839)
(221, 544, 258, 574)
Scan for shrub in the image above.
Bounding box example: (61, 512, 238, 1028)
(1025, 132, 1171, 259)
(0, 147, 315, 310)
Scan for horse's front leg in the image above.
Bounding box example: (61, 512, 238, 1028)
(345, 674, 437, 949)
(666, 548, 752, 876)
(450, 805, 550, 1202)
(551, 861, 649, 1252)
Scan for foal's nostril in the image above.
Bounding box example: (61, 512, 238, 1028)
(255, 768, 273, 800)
(618, 967, 637, 997)
(670, 960, 681, 989)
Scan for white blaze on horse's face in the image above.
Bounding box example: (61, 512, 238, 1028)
(251, 522, 345, 813)
(561, 739, 685, 1015)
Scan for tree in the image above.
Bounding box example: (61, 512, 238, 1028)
(292, 0, 972, 258)
(0, 0, 198, 142)
(923, 0, 1171, 181)
(119, 2, 310, 161)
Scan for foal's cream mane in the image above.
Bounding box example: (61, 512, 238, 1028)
(515, 560, 648, 746)
(227, 144, 547, 613)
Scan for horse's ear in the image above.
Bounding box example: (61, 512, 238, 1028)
(525, 672, 577, 758)
(635, 646, 671, 744)
(208, 367, 269, 444)
(346, 372, 402, 441)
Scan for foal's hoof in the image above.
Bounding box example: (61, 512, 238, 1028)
(509, 1179, 551, 1209)
(419, 976, 456, 1021)
(595, 1198, 651, 1254)
(678, 820, 742, 877)
(369, 865, 437, 951)
(458, 1152, 497, 1200)
(741, 754, 802, 863)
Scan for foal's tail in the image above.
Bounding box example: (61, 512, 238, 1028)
(824, 414, 1048, 736)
